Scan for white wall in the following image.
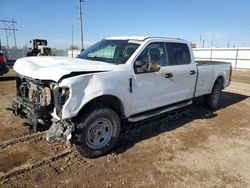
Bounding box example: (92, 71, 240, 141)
(68, 50, 81, 58)
(67, 48, 250, 69)
(193, 48, 250, 69)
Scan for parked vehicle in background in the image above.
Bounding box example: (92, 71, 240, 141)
(0, 52, 9, 76)
(26, 39, 52, 56)
(12, 36, 232, 158)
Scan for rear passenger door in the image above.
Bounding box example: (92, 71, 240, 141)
(161, 42, 197, 103)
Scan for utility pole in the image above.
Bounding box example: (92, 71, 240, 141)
(199, 35, 202, 48)
(211, 34, 214, 48)
(227, 37, 231, 48)
(78, 0, 84, 50)
(72, 25, 74, 57)
(0, 19, 18, 48)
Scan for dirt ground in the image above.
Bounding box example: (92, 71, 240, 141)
(0, 69, 250, 187)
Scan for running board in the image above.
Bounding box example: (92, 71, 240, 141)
(128, 100, 192, 123)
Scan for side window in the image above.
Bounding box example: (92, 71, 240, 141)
(168, 43, 191, 65)
(134, 42, 169, 73)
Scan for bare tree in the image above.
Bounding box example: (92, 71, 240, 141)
(68, 45, 80, 50)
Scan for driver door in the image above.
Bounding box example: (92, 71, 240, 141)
(131, 42, 171, 114)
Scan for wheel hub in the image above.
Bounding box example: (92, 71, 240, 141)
(85, 118, 113, 149)
(91, 125, 105, 139)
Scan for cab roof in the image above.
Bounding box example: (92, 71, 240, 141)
(105, 36, 186, 42)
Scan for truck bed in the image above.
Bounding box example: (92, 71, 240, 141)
(195, 61, 231, 98)
(196, 60, 231, 66)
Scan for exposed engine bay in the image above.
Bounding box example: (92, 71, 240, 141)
(12, 74, 72, 141)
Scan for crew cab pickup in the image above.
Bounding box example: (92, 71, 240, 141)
(12, 36, 232, 158)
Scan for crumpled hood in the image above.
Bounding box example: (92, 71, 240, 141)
(14, 56, 118, 82)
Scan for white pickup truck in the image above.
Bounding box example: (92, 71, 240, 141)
(12, 36, 232, 158)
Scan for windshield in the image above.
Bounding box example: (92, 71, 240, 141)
(78, 39, 140, 64)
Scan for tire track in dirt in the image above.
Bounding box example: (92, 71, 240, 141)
(0, 149, 73, 182)
(0, 131, 47, 149)
(0, 130, 72, 183)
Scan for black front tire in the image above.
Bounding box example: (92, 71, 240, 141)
(204, 80, 223, 110)
(73, 105, 121, 158)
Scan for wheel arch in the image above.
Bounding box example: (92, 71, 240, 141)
(75, 94, 126, 121)
(214, 75, 224, 87)
(209, 75, 225, 93)
(204, 75, 224, 110)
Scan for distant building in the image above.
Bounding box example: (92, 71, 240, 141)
(191, 43, 197, 48)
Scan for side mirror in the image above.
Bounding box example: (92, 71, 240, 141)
(134, 60, 148, 73)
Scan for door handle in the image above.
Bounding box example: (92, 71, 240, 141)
(190, 70, 196, 75)
(165, 72, 173, 78)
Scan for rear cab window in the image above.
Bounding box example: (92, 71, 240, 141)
(166, 43, 191, 65)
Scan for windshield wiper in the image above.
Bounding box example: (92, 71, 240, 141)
(84, 56, 116, 64)
(86, 56, 104, 61)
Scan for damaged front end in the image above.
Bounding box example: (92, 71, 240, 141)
(12, 74, 74, 143)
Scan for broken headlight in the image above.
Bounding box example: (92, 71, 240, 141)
(53, 86, 70, 117)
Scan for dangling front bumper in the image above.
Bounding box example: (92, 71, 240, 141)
(46, 119, 74, 143)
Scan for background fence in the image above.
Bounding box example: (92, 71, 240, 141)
(2, 47, 250, 69)
(193, 48, 250, 69)
(1, 48, 67, 61)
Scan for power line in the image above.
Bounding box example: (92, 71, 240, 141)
(0, 19, 18, 48)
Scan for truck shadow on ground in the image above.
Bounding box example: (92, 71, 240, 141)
(114, 91, 249, 155)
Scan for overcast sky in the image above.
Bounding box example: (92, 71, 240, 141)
(1, 0, 250, 49)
